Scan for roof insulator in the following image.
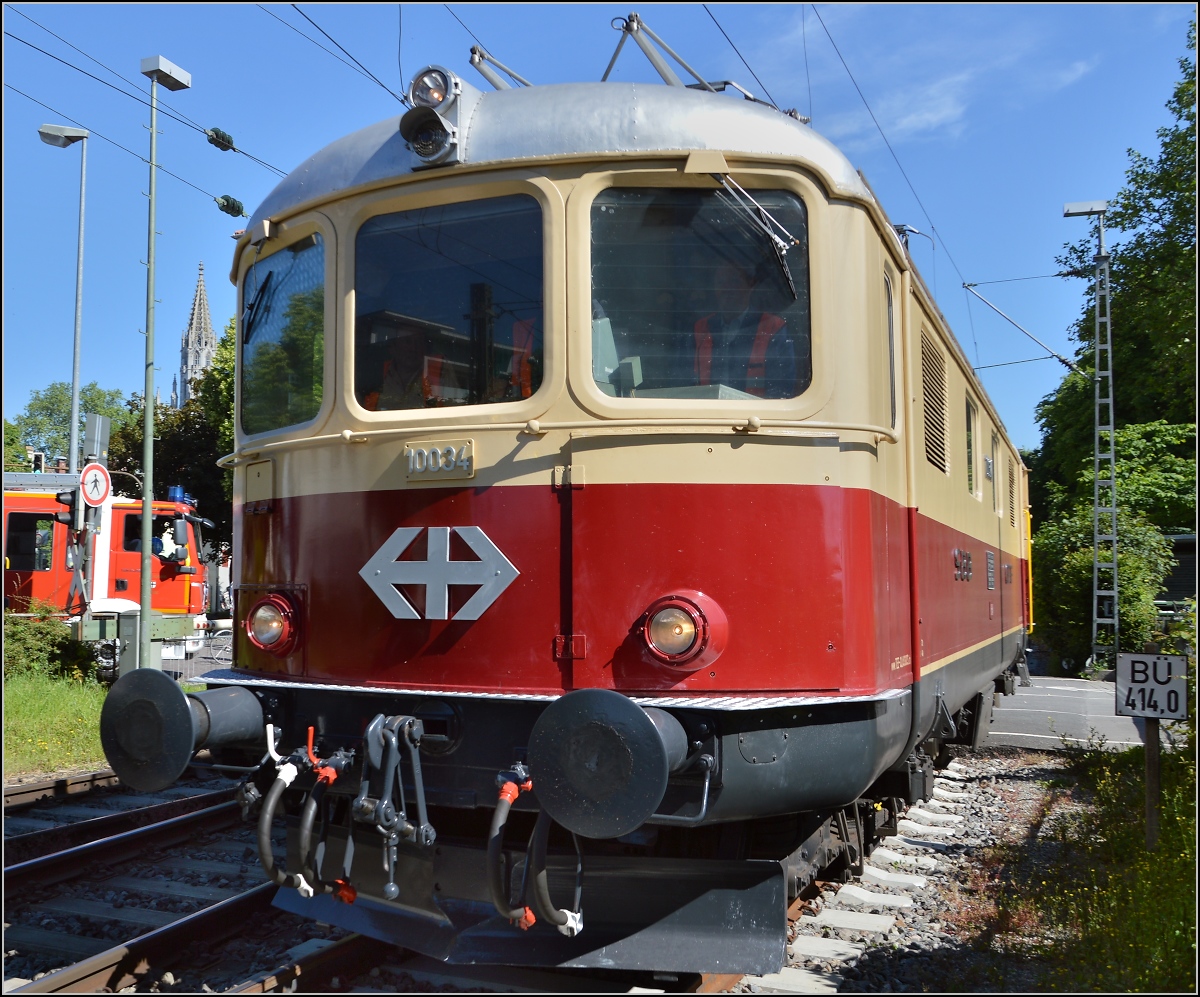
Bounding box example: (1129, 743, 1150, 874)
(206, 128, 236, 152)
(215, 195, 246, 218)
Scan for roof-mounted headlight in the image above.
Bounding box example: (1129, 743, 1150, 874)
(399, 105, 457, 164)
(409, 65, 459, 110)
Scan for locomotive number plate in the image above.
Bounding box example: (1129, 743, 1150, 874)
(405, 439, 475, 481)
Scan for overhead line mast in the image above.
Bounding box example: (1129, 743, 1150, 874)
(1065, 201, 1118, 667)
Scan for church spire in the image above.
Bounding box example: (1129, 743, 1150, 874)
(179, 262, 216, 405)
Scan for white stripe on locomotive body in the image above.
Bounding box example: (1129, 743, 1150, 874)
(196, 668, 912, 710)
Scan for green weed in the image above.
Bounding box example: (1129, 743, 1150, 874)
(3, 673, 108, 777)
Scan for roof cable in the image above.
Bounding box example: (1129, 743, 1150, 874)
(289, 4, 409, 105)
(703, 4, 778, 108)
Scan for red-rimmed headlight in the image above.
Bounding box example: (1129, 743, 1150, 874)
(245, 594, 296, 655)
(643, 597, 709, 664)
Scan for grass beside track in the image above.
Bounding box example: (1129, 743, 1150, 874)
(1028, 736, 1197, 992)
(3, 674, 108, 778)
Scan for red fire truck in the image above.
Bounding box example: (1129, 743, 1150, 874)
(3, 472, 212, 622)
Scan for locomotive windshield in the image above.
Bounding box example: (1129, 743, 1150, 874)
(240, 233, 326, 435)
(354, 194, 543, 410)
(591, 188, 811, 400)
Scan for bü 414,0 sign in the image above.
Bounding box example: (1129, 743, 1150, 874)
(1115, 654, 1189, 720)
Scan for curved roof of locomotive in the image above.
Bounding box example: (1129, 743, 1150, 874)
(247, 82, 872, 227)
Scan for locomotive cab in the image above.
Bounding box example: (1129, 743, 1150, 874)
(102, 41, 1030, 976)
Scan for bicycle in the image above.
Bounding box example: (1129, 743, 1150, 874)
(209, 629, 233, 665)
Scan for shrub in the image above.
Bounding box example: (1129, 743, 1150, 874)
(3, 602, 97, 682)
(1032, 506, 1174, 663)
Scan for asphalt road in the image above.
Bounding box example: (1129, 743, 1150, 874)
(987, 676, 1150, 750)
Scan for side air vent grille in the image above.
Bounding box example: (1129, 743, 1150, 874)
(1008, 457, 1017, 528)
(921, 331, 947, 472)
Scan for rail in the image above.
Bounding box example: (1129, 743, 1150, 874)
(3, 770, 120, 811)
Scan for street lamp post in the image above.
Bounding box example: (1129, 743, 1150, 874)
(38, 124, 89, 474)
(138, 56, 191, 670)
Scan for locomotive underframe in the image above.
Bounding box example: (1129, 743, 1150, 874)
(213, 673, 962, 973)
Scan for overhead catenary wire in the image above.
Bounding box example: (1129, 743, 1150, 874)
(703, 4, 778, 107)
(3, 27, 287, 177)
(290, 4, 409, 105)
(967, 271, 1089, 286)
(809, 5, 969, 290)
(443, 4, 486, 48)
(963, 286, 981, 366)
(4, 4, 210, 134)
(801, 4, 813, 123)
(5, 82, 244, 211)
(973, 356, 1061, 371)
(397, 4, 404, 92)
(809, 5, 1072, 378)
(962, 283, 1081, 373)
(256, 4, 373, 83)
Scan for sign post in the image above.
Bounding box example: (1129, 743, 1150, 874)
(1115, 652, 1189, 850)
(79, 462, 112, 507)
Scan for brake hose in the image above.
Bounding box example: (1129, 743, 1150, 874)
(487, 780, 536, 928)
(257, 762, 312, 894)
(297, 782, 334, 895)
(528, 809, 583, 937)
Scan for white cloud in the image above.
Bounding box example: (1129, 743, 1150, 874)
(886, 71, 973, 140)
(1049, 57, 1099, 90)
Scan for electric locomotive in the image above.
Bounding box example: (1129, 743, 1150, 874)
(101, 23, 1031, 974)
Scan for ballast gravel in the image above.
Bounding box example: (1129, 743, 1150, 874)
(782, 746, 1072, 993)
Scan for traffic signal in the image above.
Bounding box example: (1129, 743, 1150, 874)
(31, 452, 45, 473)
(55, 487, 84, 531)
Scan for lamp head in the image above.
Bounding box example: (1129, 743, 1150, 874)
(1063, 200, 1108, 218)
(39, 124, 88, 148)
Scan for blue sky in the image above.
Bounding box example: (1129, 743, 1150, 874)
(3, 3, 1192, 451)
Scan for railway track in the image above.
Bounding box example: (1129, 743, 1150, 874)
(2, 771, 121, 812)
(3, 755, 1014, 993)
(2, 794, 292, 990)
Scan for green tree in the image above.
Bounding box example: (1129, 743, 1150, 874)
(193, 318, 236, 502)
(1032, 507, 1174, 666)
(4, 419, 29, 471)
(1027, 24, 1196, 660)
(1055, 25, 1195, 423)
(11, 381, 132, 465)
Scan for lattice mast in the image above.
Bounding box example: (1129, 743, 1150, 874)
(1089, 210, 1118, 662)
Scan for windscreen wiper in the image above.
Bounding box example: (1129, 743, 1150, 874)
(712, 175, 800, 299)
(241, 268, 273, 344)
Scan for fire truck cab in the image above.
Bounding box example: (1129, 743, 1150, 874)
(3, 473, 211, 623)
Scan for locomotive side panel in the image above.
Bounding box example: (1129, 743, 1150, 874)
(905, 283, 1027, 728)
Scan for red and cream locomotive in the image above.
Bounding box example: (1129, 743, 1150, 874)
(101, 28, 1031, 974)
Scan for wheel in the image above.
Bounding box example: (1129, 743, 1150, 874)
(211, 631, 233, 665)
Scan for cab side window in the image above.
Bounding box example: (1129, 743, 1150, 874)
(6, 513, 54, 571)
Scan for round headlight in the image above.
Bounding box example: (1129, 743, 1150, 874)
(642, 597, 709, 665)
(245, 594, 296, 655)
(648, 608, 697, 656)
(250, 603, 285, 645)
(411, 69, 451, 108)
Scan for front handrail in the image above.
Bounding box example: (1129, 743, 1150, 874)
(217, 417, 898, 467)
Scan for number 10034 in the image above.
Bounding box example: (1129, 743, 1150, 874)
(405, 440, 474, 481)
